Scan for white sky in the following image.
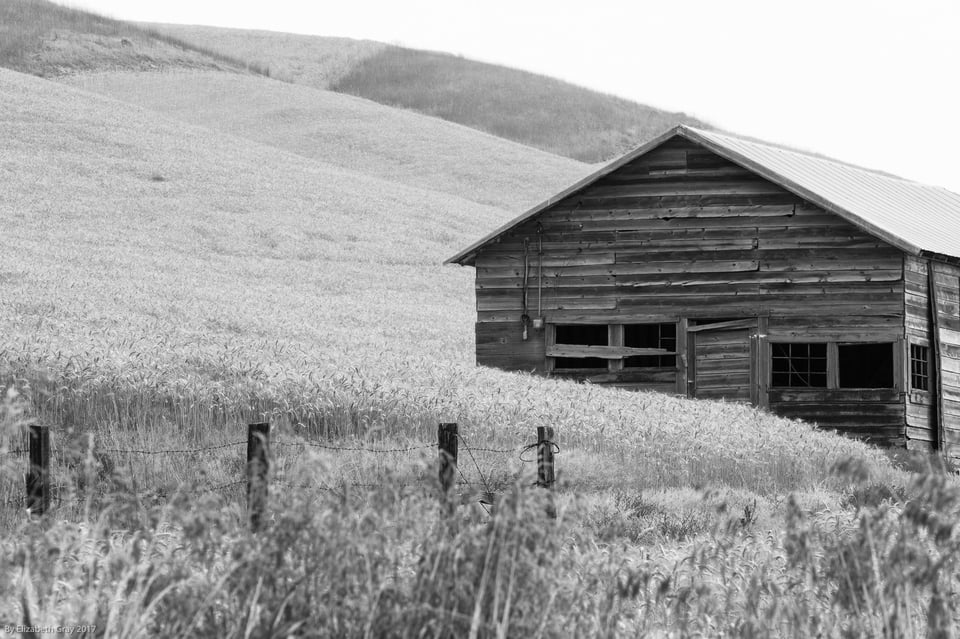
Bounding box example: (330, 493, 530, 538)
(67, 0, 960, 192)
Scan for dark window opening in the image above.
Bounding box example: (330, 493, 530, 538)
(838, 343, 894, 388)
(771, 343, 827, 388)
(554, 324, 608, 369)
(910, 344, 930, 391)
(624, 323, 677, 368)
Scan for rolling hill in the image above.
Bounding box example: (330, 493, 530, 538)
(0, 0, 269, 76)
(140, 23, 709, 162)
(4, 2, 709, 164)
(0, 65, 887, 493)
(64, 70, 588, 211)
(133, 23, 387, 88)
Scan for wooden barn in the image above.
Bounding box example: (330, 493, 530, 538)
(446, 125, 960, 457)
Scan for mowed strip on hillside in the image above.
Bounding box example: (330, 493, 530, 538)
(133, 23, 386, 88)
(64, 70, 589, 211)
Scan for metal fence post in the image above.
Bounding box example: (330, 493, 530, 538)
(26, 424, 50, 516)
(438, 423, 458, 515)
(247, 422, 270, 530)
(537, 426, 556, 518)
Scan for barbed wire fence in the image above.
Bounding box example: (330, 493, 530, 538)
(0, 422, 559, 525)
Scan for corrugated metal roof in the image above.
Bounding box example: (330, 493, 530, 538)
(446, 125, 960, 264)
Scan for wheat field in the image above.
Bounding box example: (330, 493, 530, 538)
(63, 69, 589, 211)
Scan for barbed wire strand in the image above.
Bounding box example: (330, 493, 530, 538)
(99, 440, 246, 456)
(518, 440, 560, 464)
(463, 445, 520, 454)
(274, 439, 433, 454)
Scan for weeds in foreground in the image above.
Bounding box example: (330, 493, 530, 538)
(1, 454, 958, 637)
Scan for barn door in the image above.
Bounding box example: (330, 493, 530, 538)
(686, 318, 758, 403)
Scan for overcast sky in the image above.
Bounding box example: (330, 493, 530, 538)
(69, 0, 960, 192)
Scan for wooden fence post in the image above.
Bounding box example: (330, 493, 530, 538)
(537, 426, 556, 518)
(247, 422, 270, 531)
(438, 423, 458, 514)
(26, 424, 50, 516)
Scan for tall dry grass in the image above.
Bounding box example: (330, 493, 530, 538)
(2, 445, 958, 636)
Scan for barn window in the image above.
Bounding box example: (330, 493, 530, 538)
(910, 344, 930, 391)
(624, 324, 677, 368)
(837, 343, 894, 389)
(771, 343, 827, 388)
(552, 324, 608, 369)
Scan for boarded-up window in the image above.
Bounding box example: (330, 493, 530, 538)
(910, 344, 930, 391)
(771, 343, 827, 388)
(838, 343, 894, 389)
(624, 324, 677, 368)
(553, 324, 608, 369)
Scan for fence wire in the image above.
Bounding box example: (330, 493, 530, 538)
(99, 440, 246, 456)
(274, 439, 434, 454)
(2, 426, 539, 516)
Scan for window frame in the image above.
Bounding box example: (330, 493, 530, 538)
(768, 339, 899, 391)
(910, 343, 931, 392)
(771, 342, 828, 389)
(550, 324, 610, 371)
(546, 322, 679, 374)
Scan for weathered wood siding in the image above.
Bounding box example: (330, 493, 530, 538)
(472, 137, 907, 444)
(903, 256, 960, 457)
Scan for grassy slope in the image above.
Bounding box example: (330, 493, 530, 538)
(0, 67, 890, 498)
(142, 23, 708, 163)
(63, 70, 589, 210)
(330, 46, 710, 162)
(0, 0, 268, 76)
(135, 23, 387, 87)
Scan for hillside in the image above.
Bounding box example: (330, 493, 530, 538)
(142, 23, 710, 162)
(0, 0, 268, 76)
(64, 70, 589, 210)
(135, 23, 386, 88)
(4, 3, 710, 165)
(0, 67, 886, 489)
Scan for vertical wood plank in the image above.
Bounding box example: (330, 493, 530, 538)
(827, 342, 840, 389)
(676, 318, 689, 396)
(929, 262, 945, 455)
(544, 324, 556, 373)
(893, 337, 904, 394)
(757, 317, 770, 408)
(608, 324, 624, 372)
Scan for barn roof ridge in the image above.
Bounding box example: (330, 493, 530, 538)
(445, 124, 960, 265)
